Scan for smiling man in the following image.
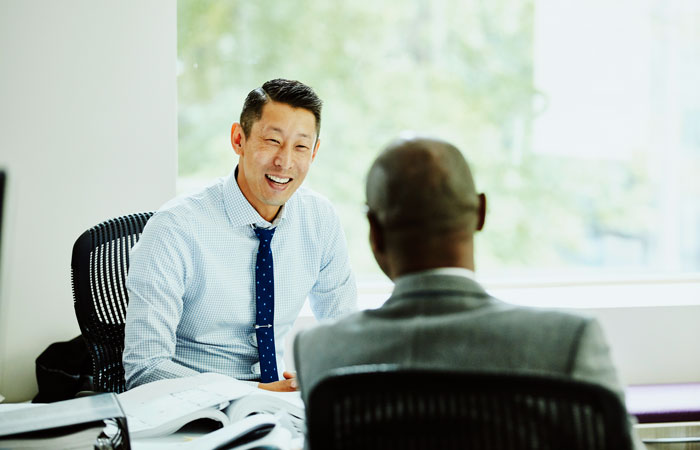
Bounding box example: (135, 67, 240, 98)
(123, 79, 357, 392)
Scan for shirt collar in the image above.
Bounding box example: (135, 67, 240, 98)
(222, 166, 292, 228)
(393, 267, 476, 286)
(388, 267, 490, 308)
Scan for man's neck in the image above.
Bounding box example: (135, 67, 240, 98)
(388, 247, 475, 280)
(386, 233, 475, 280)
(234, 166, 282, 223)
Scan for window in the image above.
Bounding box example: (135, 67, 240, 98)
(177, 0, 700, 304)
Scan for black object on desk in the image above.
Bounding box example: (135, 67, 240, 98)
(0, 392, 130, 449)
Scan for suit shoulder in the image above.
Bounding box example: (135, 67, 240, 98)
(495, 305, 597, 339)
(298, 310, 366, 342)
(508, 304, 593, 323)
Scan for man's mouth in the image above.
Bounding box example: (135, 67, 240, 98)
(266, 174, 292, 185)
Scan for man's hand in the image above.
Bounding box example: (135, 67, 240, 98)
(258, 371, 298, 392)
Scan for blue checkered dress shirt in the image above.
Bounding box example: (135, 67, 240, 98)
(123, 169, 358, 388)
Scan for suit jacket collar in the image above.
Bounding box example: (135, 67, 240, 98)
(385, 271, 495, 311)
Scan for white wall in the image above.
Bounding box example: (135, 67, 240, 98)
(0, 0, 177, 402)
(589, 305, 700, 385)
(490, 282, 700, 385)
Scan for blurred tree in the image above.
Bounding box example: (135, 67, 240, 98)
(177, 0, 687, 277)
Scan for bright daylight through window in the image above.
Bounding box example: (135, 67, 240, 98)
(177, 1, 700, 301)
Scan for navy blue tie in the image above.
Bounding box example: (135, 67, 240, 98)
(253, 227, 279, 383)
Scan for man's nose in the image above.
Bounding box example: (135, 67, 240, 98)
(274, 144, 293, 169)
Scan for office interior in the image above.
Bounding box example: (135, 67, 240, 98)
(0, 0, 699, 404)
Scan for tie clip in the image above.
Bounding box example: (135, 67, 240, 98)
(255, 324, 272, 329)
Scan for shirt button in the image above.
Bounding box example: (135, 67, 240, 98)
(248, 333, 258, 347)
(251, 362, 261, 375)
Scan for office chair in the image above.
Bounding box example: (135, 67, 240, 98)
(71, 212, 154, 393)
(306, 366, 634, 450)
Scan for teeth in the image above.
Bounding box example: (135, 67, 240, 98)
(267, 175, 291, 184)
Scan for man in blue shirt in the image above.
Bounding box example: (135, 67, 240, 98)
(123, 79, 357, 391)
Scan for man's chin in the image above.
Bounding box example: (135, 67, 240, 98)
(262, 186, 298, 205)
(262, 194, 292, 208)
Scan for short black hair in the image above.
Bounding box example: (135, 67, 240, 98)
(239, 79, 322, 138)
(366, 136, 480, 234)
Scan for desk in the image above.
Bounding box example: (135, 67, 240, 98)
(0, 404, 302, 449)
(626, 383, 700, 450)
(627, 383, 700, 424)
(131, 423, 301, 450)
(635, 422, 700, 450)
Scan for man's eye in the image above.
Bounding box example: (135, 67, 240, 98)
(266, 139, 280, 144)
(296, 145, 309, 151)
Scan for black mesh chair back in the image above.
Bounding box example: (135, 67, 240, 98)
(307, 366, 634, 450)
(71, 212, 154, 393)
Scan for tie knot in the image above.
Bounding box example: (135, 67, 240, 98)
(254, 226, 276, 243)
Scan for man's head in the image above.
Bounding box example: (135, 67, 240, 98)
(366, 135, 486, 279)
(240, 79, 322, 141)
(231, 79, 323, 222)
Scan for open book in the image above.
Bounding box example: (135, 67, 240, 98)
(118, 372, 305, 440)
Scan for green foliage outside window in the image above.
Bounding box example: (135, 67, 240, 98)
(177, 0, 700, 277)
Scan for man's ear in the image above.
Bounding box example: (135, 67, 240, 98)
(476, 193, 487, 231)
(367, 211, 385, 254)
(231, 123, 245, 156)
(311, 138, 320, 162)
(368, 210, 393, 279)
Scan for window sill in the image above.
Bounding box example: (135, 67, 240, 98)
(301, 273, 700, 315)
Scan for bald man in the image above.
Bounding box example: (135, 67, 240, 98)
(293, 136, 645, 449)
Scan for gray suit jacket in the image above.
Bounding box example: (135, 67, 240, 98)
(294, 272, 645, 449)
